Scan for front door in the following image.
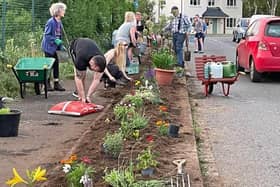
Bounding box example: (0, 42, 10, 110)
(212, 19, 217, 34)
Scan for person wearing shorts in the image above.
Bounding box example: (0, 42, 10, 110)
(69, 38, 106, 103)
(194, 14, 204, 53)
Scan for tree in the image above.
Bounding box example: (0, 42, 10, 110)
(266, 0, 279, 15)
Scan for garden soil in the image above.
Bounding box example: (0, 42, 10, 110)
(0, 55, 203, 186)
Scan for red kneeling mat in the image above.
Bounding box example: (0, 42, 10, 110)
(48, 101, 104, 116)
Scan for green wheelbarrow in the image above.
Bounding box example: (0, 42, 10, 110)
(8, 57, 55, 99)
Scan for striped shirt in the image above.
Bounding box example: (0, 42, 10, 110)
(164, 14, 191, 34)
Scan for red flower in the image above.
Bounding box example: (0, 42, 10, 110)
(80, 156, 91, 164)
(146, 135, 154, 143)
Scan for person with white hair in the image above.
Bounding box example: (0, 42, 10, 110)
(41, 2, 67, 91)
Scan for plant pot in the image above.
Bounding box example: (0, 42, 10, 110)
(141, 167, 154, 177)
(154, 68, 175, 86)
(168, 124, 180, 138)
(0, 110, 21, 137)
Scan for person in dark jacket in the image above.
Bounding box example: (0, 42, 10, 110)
(41, 2, 66, 91)
(69, 38, 106, 103)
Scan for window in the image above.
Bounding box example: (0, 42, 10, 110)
(265, 21, 280, 37)
(208, 0, 215, 6)
(190, 0, 200, 6)
(226, 18, 236, 28)
(227, 0, 236, 6)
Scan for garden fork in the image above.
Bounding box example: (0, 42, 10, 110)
(170, 159, 191, 187)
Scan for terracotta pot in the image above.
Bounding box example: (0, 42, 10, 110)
(154, 68, 175, 85)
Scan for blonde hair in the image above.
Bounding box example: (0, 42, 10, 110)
(114, 42, 127, 72)
(124, 11, 136, 22)
(49, 2, 67, 17)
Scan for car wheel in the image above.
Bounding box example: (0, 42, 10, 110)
(250, 58, 262, 82)
(236, 53, 244, 72)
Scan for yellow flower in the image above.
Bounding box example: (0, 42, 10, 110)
(156, 120, 164, 126)
(6, 168, 28, 187)
(135, 80, 141, 86)
(32, 166, 47, 182)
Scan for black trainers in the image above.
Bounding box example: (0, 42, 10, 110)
(72, 90, 79, 98)
(54, 82, 66, 91)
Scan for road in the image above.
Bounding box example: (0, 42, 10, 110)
(189, 36, 280, 187)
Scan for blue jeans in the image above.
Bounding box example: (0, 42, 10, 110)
(173, 33, 186, 67)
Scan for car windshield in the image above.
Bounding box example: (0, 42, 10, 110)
(265, 21, 280, 37)
(240, 19, 249, 27)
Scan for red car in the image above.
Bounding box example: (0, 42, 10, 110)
(236, 17, 280, 82)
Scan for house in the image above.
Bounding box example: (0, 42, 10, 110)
(153, 0, 243, 34)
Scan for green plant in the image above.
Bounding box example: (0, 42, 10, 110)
(124, 94, 144, 108)
(158, 125, 168, 136)
(113, 104, 136, 121)
(133, 180, 165, 187)
(103, 132, 124, 158)
(65, 163, 94, 187)
(120, 113, 148, 138)
(151, 48, 175, 70)
(104, 166, 135, 187)
(136, 147, 158, 170)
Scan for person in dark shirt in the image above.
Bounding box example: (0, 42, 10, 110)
(69, 38, 106, 103)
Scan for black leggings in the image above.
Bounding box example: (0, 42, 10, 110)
(45, 52, 59, 79)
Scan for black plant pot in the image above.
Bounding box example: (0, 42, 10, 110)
(141, 167, 154, 177)
(168, 124, 180, 138)
(0, 110, 21, 137)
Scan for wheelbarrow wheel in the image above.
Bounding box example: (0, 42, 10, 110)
(34, 83, 41, 95)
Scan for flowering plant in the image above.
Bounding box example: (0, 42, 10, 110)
(6, 166, 47, 187)
(61, 154, 95, 187)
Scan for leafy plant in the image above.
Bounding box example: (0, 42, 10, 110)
(104, 166, 135, 187)
(113, 104, 136, 121)
(151, 48, 175, 70)
(6, 166, 47, 187)
(133, 180, 165, 187)
(158, 125, 168, 136)
(65, 163, 94, 187)
(61, 155, 94, 187)
(103, 132, 124, 158)
(124, 94, 144, 108)
(136, 147, 158, 170)
(120, 113, 148, 138)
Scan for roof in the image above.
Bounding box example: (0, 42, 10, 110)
(202, 7, 229, 18)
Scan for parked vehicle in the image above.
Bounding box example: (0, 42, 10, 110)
(249, 14, 275, 26)
(236, 17, 280, 82)
(232, 18, 250, 43)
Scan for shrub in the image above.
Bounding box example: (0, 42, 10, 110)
(103, 132, 124, 158)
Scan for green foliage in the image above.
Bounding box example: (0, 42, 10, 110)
(136, 147, 158, 170)
(66, 163, 94, 187)
(104, 167, 135, 187)
(133, 180, 165, 187)
(113, 104, 136, 121)
(59, 62, 74, 80)
(158, 125, 168, 136)
(124, 94, 144, 108)
(0, 108, 11, 114)
(103, 132, 124, 158)
(151, 48, 175, 70)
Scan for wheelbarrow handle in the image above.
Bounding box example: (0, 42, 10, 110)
(7, 64, 20, 83)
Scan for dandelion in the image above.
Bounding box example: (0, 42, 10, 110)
(62, 164, 71, 173)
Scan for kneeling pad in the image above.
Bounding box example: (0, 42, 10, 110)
(48, 101, 104, 116)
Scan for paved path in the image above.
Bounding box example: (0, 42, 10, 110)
(188, 36, 280, 187)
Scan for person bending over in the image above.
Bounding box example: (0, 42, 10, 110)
(69, 38, 106, 103)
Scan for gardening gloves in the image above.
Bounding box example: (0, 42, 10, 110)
(54, 38, 62, 46)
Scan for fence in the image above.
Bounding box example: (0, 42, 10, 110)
(0, 0, 50, 51)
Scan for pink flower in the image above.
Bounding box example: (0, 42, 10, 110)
(80, 156, 91, 164)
